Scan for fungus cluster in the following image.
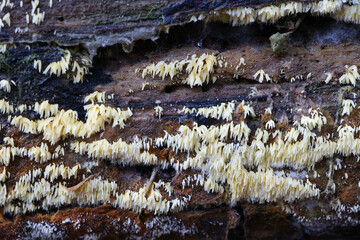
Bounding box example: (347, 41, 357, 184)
(253, 69, 272, 83)
(10, 103, 132, 144)
(189, 0, 360, 25)
(0, 79, 15, 93)
(154, 105, 163, 119)
(181, 101, 235, 121)
(141, 53, 217, 87)
(43, 49, 91, 83)
(339, 65, 360, 86)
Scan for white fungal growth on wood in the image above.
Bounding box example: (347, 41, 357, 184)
(235, 57, 246, 71)
(332, 4, 360, 24)
(72, 54, 91, 83)
(325, 72, 333, 83)
(339, 65, 359, 86)
(154, 105, 163, 119)
(84, 91, 106, 104)
(190, 1, 360, 25)
(0, 43, 6, 53)
(33, 59, 42, 72)
(34, 100, 59, 118)
(341, 99, 356, 116)
(141, 53, 217, 87)
(300, 108, 327, 131)
(0, 99, 14, 113)
(17, 104, 28, 113)
(184, 54, 217, 87)
(32, 8, 45, 25)
(181, 101, 236, 121)
(11, 103, 132, 144)
(2, 12, 10, 26)
(0, 79, 15, 92)
(238, 100, 256, 119)
(43, 50, 71, 77)
(265, 119, 276, 129)
(253, 69, 271, 83)
(43, 50, 91, 83)
(0, 167, 7, 182)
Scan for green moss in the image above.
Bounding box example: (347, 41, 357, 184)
(21, 54, 39, 64)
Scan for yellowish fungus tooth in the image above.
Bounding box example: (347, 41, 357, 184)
(2, 12, 10, 26)
(339, 65, 359, 86)
(140, 53, 217, 87)
(181, 101, 236, 121)
(154, 105, 163, 119)
(257, 6, 281, 23)
(33, 59, 42, 72)
(0, 79, 14, 93)
(253, 69, 272, 83)
(0, 167, 7, 182)
(11, 103, 132, 144)
(341, 99, 356, 116)
(0, 99, 14, 114)
(84, 91, 106, 104)
(265, 120, 276, 129)
(332, 4, 360, 24)
(325, 72, 333, 83)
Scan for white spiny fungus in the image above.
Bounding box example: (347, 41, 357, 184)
(71, 138, 161, 166)
(339, 65, 359, 86)
(43, 50, 90, 83)
(3, 137, 14, 146)
(33, 59, 42, 72)
(257, 6, 281, 23)
(11, 104, 132, 144)
(44, 163, 80, 182)
(114, 184, 190, 214)
(2, 12, 10, 26)
(27, 143, 52, 163)
(238, 100, 256, 119)
(341, 99, 356, 116)
(235, 57, 246, 71)
(300, 108, 327, 131)
(248, 86, 258, 97)
(141, 53, 217, 87)
(332, 5, 360, 24)
(0, 99, 14, 113)
(311, 0, 342, 15)
(189, 1, 360, 26)
(265, 107, 272, 114)
(72, 54, 91, 83)
(253, 69, 271, 83)
(32, 8, 45, 25)
(84, 91, 106, 104)
(0, 79, 15, 92)
(142, 82, 149, 90)
(0, 167, 7, 182)
(265, 119, 276, 129)
(43, 50, 71, 77)
(34, 100, 59, 118)
(0, 43, 6, 53)
(154, 105, 163, 119)
(325, 72, 333, 83)
(181, 101, 235, 121)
